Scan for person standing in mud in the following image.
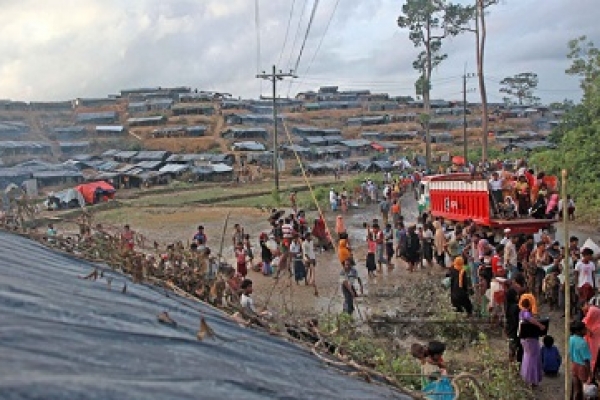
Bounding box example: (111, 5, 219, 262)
(121, 224, 135, 252)
(384, 223, 395, 269)
(232, 224, 244, 249)
(340, 259, 362, 315)
(289, 191, 297, 214)
(234, 242, 248, 277)
(379, 197, 390, 226)
(372, 223, 385, 272)
(404, 225, 421, 273)
(448, 256, 473, 315)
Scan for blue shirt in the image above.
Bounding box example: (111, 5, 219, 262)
(569, 335, 591, 365)
(541, 345, 562, 373)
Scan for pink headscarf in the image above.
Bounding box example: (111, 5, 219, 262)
(546, 193, 559, 215)
(583, 306, 600, 372)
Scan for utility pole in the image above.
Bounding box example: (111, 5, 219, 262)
(462, 71, 475, 167)
(256, 65, 297, 196)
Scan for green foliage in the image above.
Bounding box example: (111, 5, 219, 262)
(499, 72, 540, 106)
(271, 189, 281, 207)
(530, 37, 600, 221)
(456, 334, 535, 400)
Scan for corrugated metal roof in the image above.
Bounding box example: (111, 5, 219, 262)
(52, 126, 87, 134)
(134, 160, 163, 170)
(159, 164, 190, 174)
(211, 163, 234, 173)
(133, 151, 169, 161)
(96, 125, 124, 132)
(114, 151, 139, 159)
(59, 141, 90, 148)
(127, 116, 166, 124)
(340, 139, 372, 148)
(76, 112, 117, 121)
(0, 141, 51, 149)
(33, 170, 83, 178)
(231, 141, 266, 151)
(101, 149, 119, 157)
(115, 164, 137, 173)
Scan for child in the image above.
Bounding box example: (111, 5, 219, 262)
(541, 335, 562, 376)
(411, 341, 447, 387)
(543, 266, 560, 310)
(243, 234, 254, 270)
(569, 321, 592, 400)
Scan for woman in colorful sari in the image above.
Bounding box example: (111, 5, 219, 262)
(583, 304, 600, 377)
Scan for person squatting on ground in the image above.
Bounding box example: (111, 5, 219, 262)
(541, 335, 562, 377)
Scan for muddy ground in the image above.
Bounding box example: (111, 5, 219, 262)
(50, 184, 593, 400)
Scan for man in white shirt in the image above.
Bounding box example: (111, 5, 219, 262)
(575, 248, 596, 302)
(303, 233, 316, 285)
(504, 235, 518, 278)
(240, 279, 270, 318)
(329, 189, 338, 211)
(500, 228, 511, 246)
(489, 172, 504, 213)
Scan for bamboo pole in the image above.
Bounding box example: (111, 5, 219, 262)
(562, 169, 570, 400)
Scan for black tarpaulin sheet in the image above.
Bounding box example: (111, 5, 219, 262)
(0, 231, 409, 400)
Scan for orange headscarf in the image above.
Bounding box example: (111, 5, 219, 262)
(338, 239, 351, 263)
(453, 256, 466, 288)
(583, 306, 600, 371)
(518, 293, 538, 315)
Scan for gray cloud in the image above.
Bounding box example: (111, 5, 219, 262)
(0, 0, 596, 102)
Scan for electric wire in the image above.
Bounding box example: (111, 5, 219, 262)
(255, 0, 263, 93)
(286, 0, 340, 97)
(286, 0, 309, 71)
(277, 0, 297, 67)
(292, 0, 320, 73)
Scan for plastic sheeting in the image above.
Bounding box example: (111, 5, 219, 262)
(0, 231, 409, 400)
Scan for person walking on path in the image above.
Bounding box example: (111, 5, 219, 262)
(448, 256, 473, 315)
(433, 221, 446, 268)
(340, 259, 362, 315)
(404, 225, 421, 273)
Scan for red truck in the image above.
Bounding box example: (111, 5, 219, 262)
(418, 173, 557, 235)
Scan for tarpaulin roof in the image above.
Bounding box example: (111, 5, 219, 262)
(0, 232, 406, 400)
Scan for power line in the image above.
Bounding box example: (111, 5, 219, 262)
(286, 0, 309, 71)
(287, 0, 340, 96)
(255, 0, 262, 93)
(299, 75, 462, 85)
(277, 0, 297, 67)
(292, 0, 320, 73)
(254, 0, 262, 74)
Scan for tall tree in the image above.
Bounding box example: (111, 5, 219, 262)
(529, 38, 600, 218)
(473, 0, 498, 163)
(566, 35, 600, 114)
(398, 0, 471, 169)
(499, 72, 540, 106)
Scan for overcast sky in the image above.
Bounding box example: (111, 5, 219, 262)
(0, 0, 597, 103)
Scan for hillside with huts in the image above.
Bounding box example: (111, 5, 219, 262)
(0, 85, 561, 194)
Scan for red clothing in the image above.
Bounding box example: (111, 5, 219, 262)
(524, 171, 535, 189)
(491, 255, 504, 276)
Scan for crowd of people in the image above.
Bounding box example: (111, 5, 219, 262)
(31, 159, 596, 398)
